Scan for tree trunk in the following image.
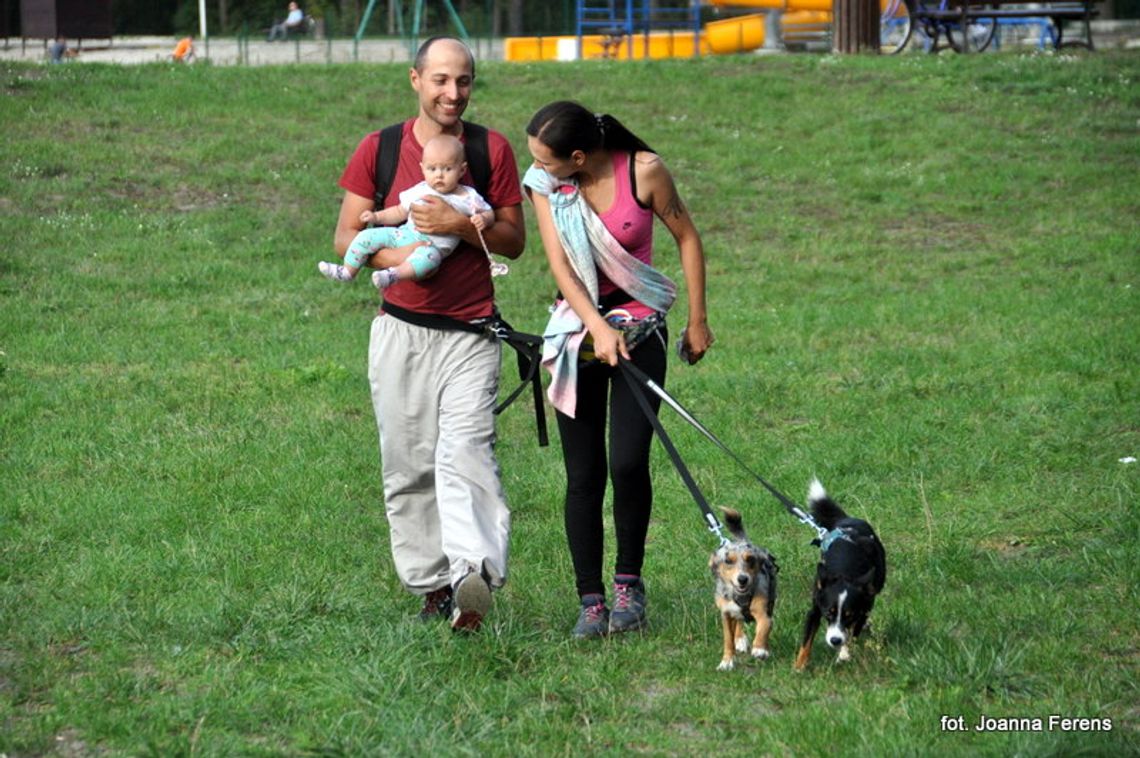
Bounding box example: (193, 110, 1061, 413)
(832, 0, 881, 53)
(508, 0, 522, 36)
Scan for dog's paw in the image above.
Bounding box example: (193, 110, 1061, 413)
(734, 636, 749, 653)
(751, 647, 770, 660)
(717, 658, 736, 672)
(837, 645, 851, 663)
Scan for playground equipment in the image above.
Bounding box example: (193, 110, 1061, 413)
(502, 0, 915, 61)
(355, 0, 473, 57)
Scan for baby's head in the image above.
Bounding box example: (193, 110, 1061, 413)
(420, 134, 467, 194)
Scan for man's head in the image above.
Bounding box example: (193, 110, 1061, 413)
(410, 37, 475, 134)
(420, 135, 467, 194)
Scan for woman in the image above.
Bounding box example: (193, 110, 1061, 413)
(524, 101, 714, 639)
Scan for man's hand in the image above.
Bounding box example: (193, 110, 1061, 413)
(409, 196, 464, 237)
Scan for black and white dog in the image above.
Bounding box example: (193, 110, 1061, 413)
(794, 480, 886, 670)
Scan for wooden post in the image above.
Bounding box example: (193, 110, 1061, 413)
(832, 0, 881, 53)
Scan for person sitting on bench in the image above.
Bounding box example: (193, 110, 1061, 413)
(267, 2, 305, 41)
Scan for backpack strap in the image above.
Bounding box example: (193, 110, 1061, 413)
(461, 122, 491, 199)
(372, 120, 491, 209)
(373, 122, 405, 209)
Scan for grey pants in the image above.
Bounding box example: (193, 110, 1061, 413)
(368, 314, 510, 594)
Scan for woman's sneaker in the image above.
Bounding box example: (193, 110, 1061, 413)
(572, 594, 610, 639)
(608, 578, 647, 633)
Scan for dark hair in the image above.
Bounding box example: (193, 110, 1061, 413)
(526, 100, 652, 159)
(414, 36, 476, 79)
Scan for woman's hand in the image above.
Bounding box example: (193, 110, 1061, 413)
(680, 321, 715, 365)
(589, 322, 630, 367)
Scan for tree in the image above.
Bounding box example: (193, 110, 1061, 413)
(832, 0, 881, 53)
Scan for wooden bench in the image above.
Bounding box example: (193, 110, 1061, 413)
(911, 0, 1099, 51)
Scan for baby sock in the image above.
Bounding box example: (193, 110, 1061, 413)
(372, 268, 399, 290)
(318, 261, 355, 282)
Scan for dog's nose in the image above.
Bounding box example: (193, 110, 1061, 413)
(828, 635, 844, 647)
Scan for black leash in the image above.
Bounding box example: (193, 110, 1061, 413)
(487, 321, 549, 448)
(618, 360, 730, 546)
(618, 357, 827, 541)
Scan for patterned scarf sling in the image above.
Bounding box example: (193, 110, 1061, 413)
(523, 164, 677, 417)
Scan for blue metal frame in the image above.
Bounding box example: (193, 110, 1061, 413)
(575, 0, 703, 60)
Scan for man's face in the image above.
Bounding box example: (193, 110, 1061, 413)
(410, 40, 473, 132)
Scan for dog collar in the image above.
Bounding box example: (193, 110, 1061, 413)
(819, 527, 855, 553)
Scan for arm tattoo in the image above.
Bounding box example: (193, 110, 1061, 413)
(663, 189, 686, 220)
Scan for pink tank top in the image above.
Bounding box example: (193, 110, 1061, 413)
(596, 152, 655, 317)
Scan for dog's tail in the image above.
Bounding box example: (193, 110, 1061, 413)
(808, 479, 847, 529)
(720, 507, 748, 542)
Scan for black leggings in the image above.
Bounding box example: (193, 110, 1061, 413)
(557, 328, 667, 598)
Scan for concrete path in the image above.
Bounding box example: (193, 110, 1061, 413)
(0, 35, 503, 66)
(2, 23, 1135, 67)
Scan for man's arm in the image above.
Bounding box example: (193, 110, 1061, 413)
(410, 200, 525, 260)
(334, 189, 419, 268)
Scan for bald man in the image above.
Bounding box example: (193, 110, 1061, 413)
(333, 37, 525, 633)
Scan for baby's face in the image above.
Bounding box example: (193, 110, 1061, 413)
(420, 143, 466, 194)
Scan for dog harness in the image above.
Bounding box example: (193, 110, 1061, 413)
(818, 527, 857, 554)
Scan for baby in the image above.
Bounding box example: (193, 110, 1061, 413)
(319, 134, 494, 289)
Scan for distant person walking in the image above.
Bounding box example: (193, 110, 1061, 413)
(49, 36, 77, 63)
(267, 2, 306, 41)
(171, 35, 196, 63)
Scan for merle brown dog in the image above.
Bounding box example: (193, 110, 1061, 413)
(710, 508, 778, 671)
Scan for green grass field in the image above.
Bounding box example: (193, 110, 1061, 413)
(2, 51, 1138, 756)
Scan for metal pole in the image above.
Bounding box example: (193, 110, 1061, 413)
(441, 0, 471, 41)
(410, 0, 423, 57)
(356, 0, 381, 41)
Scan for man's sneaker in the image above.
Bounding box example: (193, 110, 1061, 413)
(450, 571, 492, 633)
(608, 578, 647, 634)
(418, 586, 453, 622)
(572, 594, 610, 639)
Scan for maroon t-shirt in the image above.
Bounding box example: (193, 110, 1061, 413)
(338, 119, 523, 320)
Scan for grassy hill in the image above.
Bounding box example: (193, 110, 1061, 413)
(1, 52, 1137, 755)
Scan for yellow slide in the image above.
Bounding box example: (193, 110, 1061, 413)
(503, 0, 838, 61)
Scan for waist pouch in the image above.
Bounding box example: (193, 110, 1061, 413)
(382, 300, 548, 446)
(579, 310, 667, 366)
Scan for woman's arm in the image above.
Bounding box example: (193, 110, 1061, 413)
(636, 152, 713, 364)
(529, 189, 628, 366)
